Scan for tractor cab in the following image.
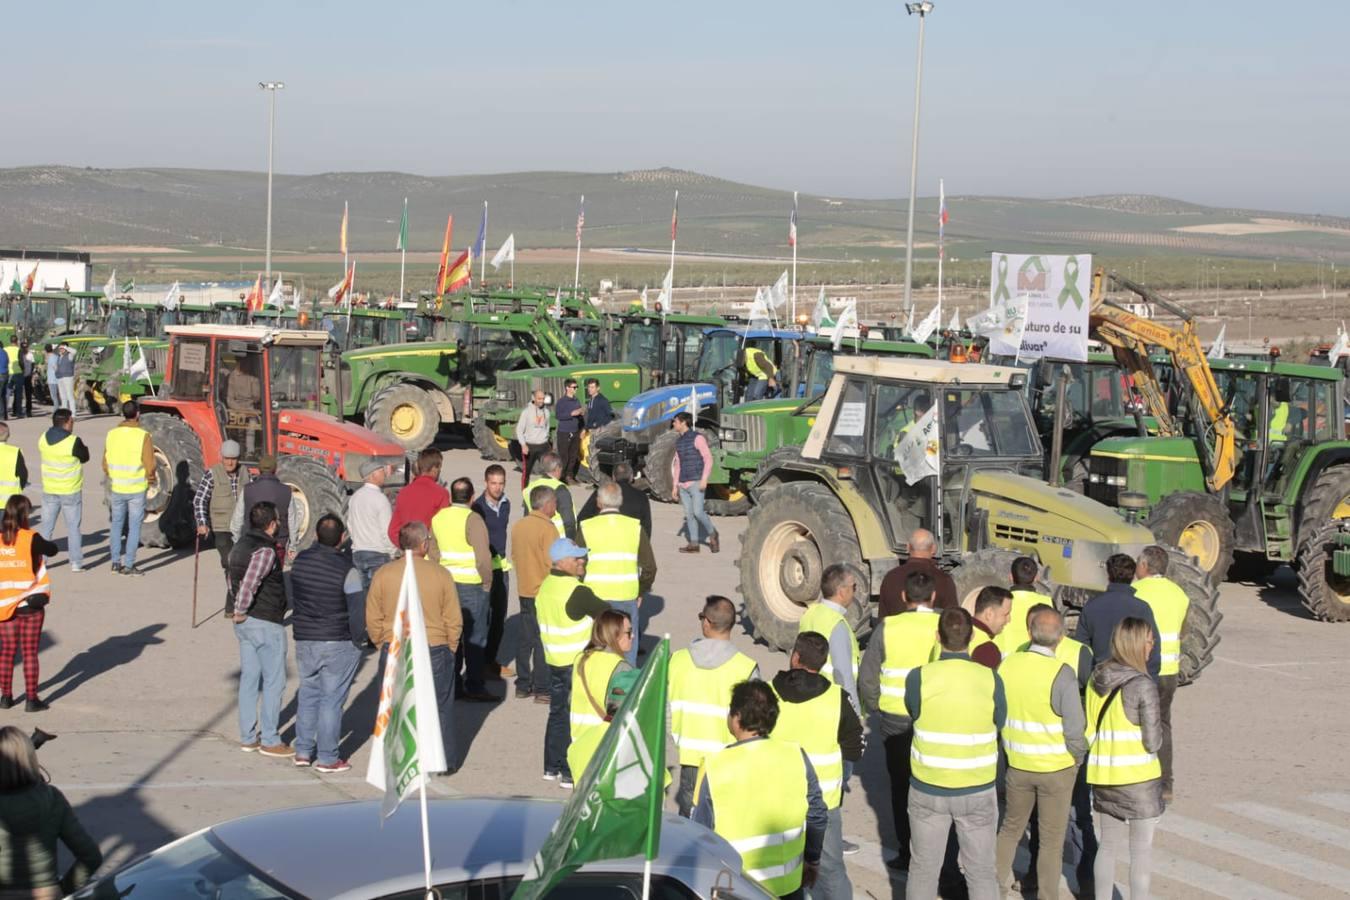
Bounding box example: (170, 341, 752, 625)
(613, 313, 726, 385)
(321, 308, 406, 353)
(105, 302, 168, 339)
(212, 300, 247, 326)
(692, 326, 803, 406)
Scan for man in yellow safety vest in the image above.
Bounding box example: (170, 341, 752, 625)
(771, 632, 863, 900)
(101, 400, 156, 576)
(523, 451, 575, 539)
(431, 477, 497, 703)
(576, 481, 656, 665)
(694, 680, 827, 899)
(995, 556, 1048, 659)
(799, 564, 861, 714)
(1133, 545, 1189, 801)
(37, 409, 87, 572)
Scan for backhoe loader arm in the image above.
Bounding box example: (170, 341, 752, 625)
(1088, 269, 1238, 492)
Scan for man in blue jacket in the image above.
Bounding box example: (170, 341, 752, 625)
(1075, 553, 1161, 679)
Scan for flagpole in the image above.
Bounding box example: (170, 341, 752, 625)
(417, 776, 434, 899)
(399, 197, 408, 302)
(669, 190, 678, 312)
(791, 191, 798, 324)
(480, 201, 488, 284)
(936, 178, 944, 331)
(573, 194, 584, 296)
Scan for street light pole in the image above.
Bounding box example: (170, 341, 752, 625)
(902, 2, 934, 320)
(259, 81, 285, 292)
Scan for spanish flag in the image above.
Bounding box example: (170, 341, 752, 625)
(22, 263, 38, 293)
(433, 214, 453, 292)
(245, 273, 265, 312)
(441, 248, 472, 294)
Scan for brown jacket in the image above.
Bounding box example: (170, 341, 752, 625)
(877, 557, 957, 617)
(511, 510, 559, 598)
(100, 420, 157, 486)
(365, 554, 462, 648)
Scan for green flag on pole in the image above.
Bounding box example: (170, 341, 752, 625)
(396, 198, 409, 251)
(512, 638, 671, 900)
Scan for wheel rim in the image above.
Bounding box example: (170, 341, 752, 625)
(1334, 496, 1350, 519)
(389, 403, 424, 439)
(283, 480, 312, 538)
(145, 449, 172, 514)
(755, 521, 821, 624)
(496, 430, 510, 450)
(1178, 520, 1222, 572)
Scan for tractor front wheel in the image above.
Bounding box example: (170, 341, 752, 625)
(366, 383, 441, 453)
(1145, 491, 1235, 588)
(1163, 544, 1223, 684)
(1296, 519, 1350, 622)
(137, 413, 204, 548)
(472, 416, 512, 462)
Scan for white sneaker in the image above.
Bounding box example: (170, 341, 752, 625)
(542, 771, 559, 781)
(559, 776, 574, 790)
(70, 565, 86, 573)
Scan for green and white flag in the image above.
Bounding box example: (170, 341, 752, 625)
(121, 278, 135, 294)
(366, 552, 449, 818)
(809, 285, 833, 332)
(512, 639, 670, 900)
(396, 197, 409, 251)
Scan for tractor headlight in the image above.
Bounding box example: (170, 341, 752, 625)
(720, 427, 748, 443)
(495, 388, 516, 403)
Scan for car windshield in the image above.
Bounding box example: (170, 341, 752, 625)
(621, 322, 662, 370)
(270, 345, 321, 409)
(941, 388, 1039, 458)
(72, 830, 300, 899)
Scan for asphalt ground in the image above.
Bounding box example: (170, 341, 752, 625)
(11, 411, 1350, 899)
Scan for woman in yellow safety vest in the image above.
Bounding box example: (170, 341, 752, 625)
(1086, 617, 1164, 900)
(567, 610, 634, 780)
(0, 496, 57, 712)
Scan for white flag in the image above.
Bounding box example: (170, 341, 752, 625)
(949, 308, 961, 333)
(103, 269, 117, 301)
(639, 286, 649, 311)
(895, 404, 940, 485)
(769, 270, 789, 309)
(1208, 323, 1226, 360)
(161, 281, 181, 310)
(687, 383, 700, 419)
(748, 287, 772, 329)
(267, 279, 285, 309)
(968, 293, 1031, 356)
(128, 338, 152, 386)
(905, 305, 915, 336)
(912, 305, 941, 344)
(810, 285, 833, 332)
(833, 299, 858, 351)
(1330, 323, 1350, 365)
(366, 553, 449, 818)
(490, 233, 515, 270)
(657, 268, 673, 307)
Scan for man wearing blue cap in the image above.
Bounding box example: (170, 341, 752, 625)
(536, 536, 609, 789)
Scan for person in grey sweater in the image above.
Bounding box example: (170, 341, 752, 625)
(1088, 618, 1164, 900)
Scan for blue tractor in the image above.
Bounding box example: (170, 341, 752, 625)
(592, 325, 806, 500)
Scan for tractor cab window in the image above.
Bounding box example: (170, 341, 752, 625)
(695, 331, 740, 398)
(270, 345, 321, 410)
(1213, 371, 1261, 441)
(803, 347, 835, 399)
(621, 322, 662, 372)
(676, 326, 706, 382)
(216, 307, 244, 326)
(218, 342, 266, 458)
(168, 338, 212, 401)
(105, 310, 130, 339)
(941, 389, 1038, 459)
(823, 378, 869, 458)
(566, 321, 603, 363)
(872, 383, 933, 459)
(1090, 366, 1130, 419)
(869, 381, 935, 546)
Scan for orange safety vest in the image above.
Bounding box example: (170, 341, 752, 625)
(0, 530, 50, 622)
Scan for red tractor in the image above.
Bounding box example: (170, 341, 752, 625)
(135, 325, 409, 548)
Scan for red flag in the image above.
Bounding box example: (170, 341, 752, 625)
(245, 273, 265, 311)
(22, 263, 38, 293)
(434, 215, 454, 293)
(328, 263, 355, 304)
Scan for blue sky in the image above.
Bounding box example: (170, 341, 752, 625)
(11, 1, 1350, 213)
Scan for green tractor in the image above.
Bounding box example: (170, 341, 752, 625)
(739, 354, 1222, 683)
(473, 310, 726, 470)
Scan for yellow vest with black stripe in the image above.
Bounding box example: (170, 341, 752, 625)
(524, 476, 565, 535)
(580, 512, 640, 601)
(996, 589, 1047, 659)
(668, 646, 757, 767)
(697, 738, 809, 896)
(430, 505, 481, 585)
(799, 602, 859, 685)
(570, 649, 624, 744)
(536, 573, 592, 667)
(1133, 576, 1190, 677)
(0, 444, 20, 496)
(999, 650, 1075, 773)
(910, 656, 998, 789)
(104, 425, 149, 494)
(771, 681, 844, 809)
(1086, 679, 1161, 786)
(877, 609, 939, 716)
(38, 432, 82, 495)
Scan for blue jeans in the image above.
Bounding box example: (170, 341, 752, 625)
(235, 617, 288, 746)
(547, 664, 572, 777)
(294, 640, 361, 765)
(457, 582, 490, 694)
(609, 598, 640, 666)
(515, 597, 547, 694)
(678, 484, 716, 547)
(39, 492, 82, 568)
(108, 490, 146, 568)
(744, 378, 768, 402)
(380, 642, 457, 769)
(352, 550, 392, 593)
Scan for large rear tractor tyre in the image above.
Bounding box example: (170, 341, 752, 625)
(1145, 491, 1235, 588)
(643, 430, 679, 504)
(579, 421, 621, 485)
(1296, 520, 1350, 622)
(276, 455, 346, 551)
(737, 481, 869, 651)
(471, 416, 512, 461)
(366, 383, 441, 453)
(753, 446, 805, 494)
(1163, 544, 1223, 685)
(950, 550, 1052, 613)
(1296, 465, 1350, 554)
(138, 413, 204, 549)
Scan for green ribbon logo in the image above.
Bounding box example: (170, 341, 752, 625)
(993, 254, 1011, 303)
(1057, 255, 1084, 309)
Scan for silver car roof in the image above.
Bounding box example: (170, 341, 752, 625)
(211, 796, 760, 899)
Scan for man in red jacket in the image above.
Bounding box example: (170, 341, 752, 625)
(388, 449, 449, 546)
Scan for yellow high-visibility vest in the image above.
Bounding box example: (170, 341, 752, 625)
(430, 505, 482, 585)
(771, 681, 844, 809)
(524, 476, 565, 535)
(996, 589, 1047, 659)
(668, 646, 757, 767)
(799, 602, 859, 685)
(909, 657, 998, 789)
(697, 738, 809, 896)
(0, 444, 20, 496)
(1000, 650, 1075, 773)
(877, 609, 939, 716)
(1086, 678, 1162, 786)
(580, 513, 641, 601)
(104, 425, 149, 494)
(570, 649, 624, 743)
(536, 573, 592, 667)
(38, 432, 82, 495)
(1269, 401, 1290, 441)
(1133, 576, 1190, 677)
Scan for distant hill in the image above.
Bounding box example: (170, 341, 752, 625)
(4, 165, 1350, 263)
